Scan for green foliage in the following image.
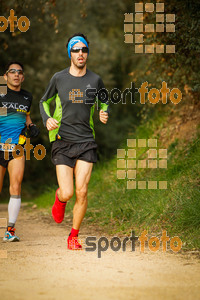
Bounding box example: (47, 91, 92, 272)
(88, 122, 200, 249)
(130, 0, 200, 96)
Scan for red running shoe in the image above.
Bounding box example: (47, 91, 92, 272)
(67, 235, 82, 250)
(52, 188, 67, 223)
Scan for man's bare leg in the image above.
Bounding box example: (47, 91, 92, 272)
(52, 165, 74, 223)
(8, 156, 25, 196)
(56, 165, 74, 202)
(3, 156, 25, 241)
(66, 160, 93, 249)
(53, 161, 93, 249)
(73, 160, 93, 229)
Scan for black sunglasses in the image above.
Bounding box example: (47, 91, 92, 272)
(6, 69, 24, 75)
(71, 47, 88, 54)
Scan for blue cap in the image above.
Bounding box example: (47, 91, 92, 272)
(68, 36, 89, 59)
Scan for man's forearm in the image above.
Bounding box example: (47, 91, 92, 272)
(26, 114, 33, 127)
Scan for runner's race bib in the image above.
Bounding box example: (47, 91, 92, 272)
(0, 143, 16, 152)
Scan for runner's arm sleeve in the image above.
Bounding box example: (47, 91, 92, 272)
(39, 74, 58, 127)
(97, 77, 109, 114)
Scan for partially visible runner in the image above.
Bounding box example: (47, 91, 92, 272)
(0, 61, 40, 242)
(40, 33, 109, 250)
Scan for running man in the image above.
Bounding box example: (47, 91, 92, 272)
(40, 33, 109, 250)
(0, 61, 39, 242)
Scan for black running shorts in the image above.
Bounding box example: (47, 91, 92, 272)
(51, 140, 98, 168)
(0, 149, 24, 168)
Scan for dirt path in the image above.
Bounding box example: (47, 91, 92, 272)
(0, 204, 199, 300)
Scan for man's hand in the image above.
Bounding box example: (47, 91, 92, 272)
(99, 110, 108, 124)
(29, 124, 40, 137)
(46, 118, 59, 131)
